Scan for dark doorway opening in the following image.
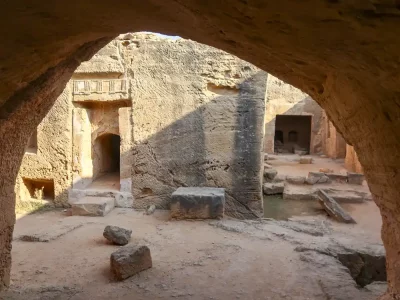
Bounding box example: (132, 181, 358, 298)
(274, 115, 312, 154)
(92, 133, 121, 190)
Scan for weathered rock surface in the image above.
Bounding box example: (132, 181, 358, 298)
(170, 187, 225, 219)
(263, 168, 278, 181)
(263, 182, 284, 195)
(110, 245, 152, 280)
(103, 225, 132, 245)
(318, 190, 356, 224)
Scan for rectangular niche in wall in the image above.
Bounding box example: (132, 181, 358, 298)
(274, 115, 312, 154)
(22, 178, 55, 201)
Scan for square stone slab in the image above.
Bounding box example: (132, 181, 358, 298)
(71, 196, 115, 216)
(170, 187, 225, 219)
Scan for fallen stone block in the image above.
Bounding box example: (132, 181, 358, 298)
(110, 245, 152, 280)
(306, 172, 331, 185)
(326, 173, 348, 184)
(263, 168, 278, 181)
(71, 196, 114, 216)
(263, 182, 285, 195)
(103, 225, 132, 245)
(299, 157, 313, 164)
(286, 176, 306, 185)
(318, 190, 356, 224)
(170, 187, 225, 219)
(347, 172, 365, 185)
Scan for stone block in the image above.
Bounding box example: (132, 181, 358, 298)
(170, 187, 225, 219)
(272, 174, 286, 183)
(71, 196, 115, 216)
(103, 225, 132, 245)
(263, 182, 285, 195)
(306, 172, 331, 185)
(347, 172, 365, 185)
(110, 245, 152, 280)
(263, 168, 278, 181)
(299, 157, 313, 164)
(326, 173, 348, 184)
(318, 190, 356, 224)
(286, 176, 306, 185)
(283, 185, 318, 200)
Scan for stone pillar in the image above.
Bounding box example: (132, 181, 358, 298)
(318, 76, 400, 300)
(0, 37, 111, 289)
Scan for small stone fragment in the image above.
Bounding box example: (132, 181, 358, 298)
(263, 168, 278, 181)
(319, 168, 334, 173)
(286, 175, 306, 185)
(263, 182, 285, 195)
(103, 225, 132, 245)
(110, 245, 152, 280)
(347, 172, 365, 185)
(299, 157, 313, 164)
(145, 204, 156, 215)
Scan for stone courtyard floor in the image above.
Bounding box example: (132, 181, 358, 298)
(1, 205, 386, 300)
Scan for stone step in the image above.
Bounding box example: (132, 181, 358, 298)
(69, 189, 133, 208)
(71, 196, 115, 216)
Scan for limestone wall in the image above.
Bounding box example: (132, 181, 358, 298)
(120, 33, 266, 217)
(15, 86, 73, 208)
(345, 145, 363, 173)
(16, 33, 266, 218)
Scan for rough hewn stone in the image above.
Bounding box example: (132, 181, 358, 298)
(103, 225, 132, 245)
(347, 172, 365, 185)
(306, 172, 331, 185)
(263, 168, 278, 181)
(110, 245, 152, 280)
(170, 187, 225, 219)
(263, 182, 284, 195)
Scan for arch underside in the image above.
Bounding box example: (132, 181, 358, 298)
(0, 1, 399, 299)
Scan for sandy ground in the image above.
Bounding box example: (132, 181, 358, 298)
(1, 203, 386, 300)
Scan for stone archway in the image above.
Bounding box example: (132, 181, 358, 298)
(0, 2, 399, 299)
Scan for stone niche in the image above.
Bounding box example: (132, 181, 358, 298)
(21, 178, 55, 201)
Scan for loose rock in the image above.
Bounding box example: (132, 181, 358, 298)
(263, 168, 278, 181)
(103, 225, 132, 245)
(306, 172, 330, 185)
(110, 245, 152, 280)
(263, 182, 285, 195)
(145, 204, 156, 215)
